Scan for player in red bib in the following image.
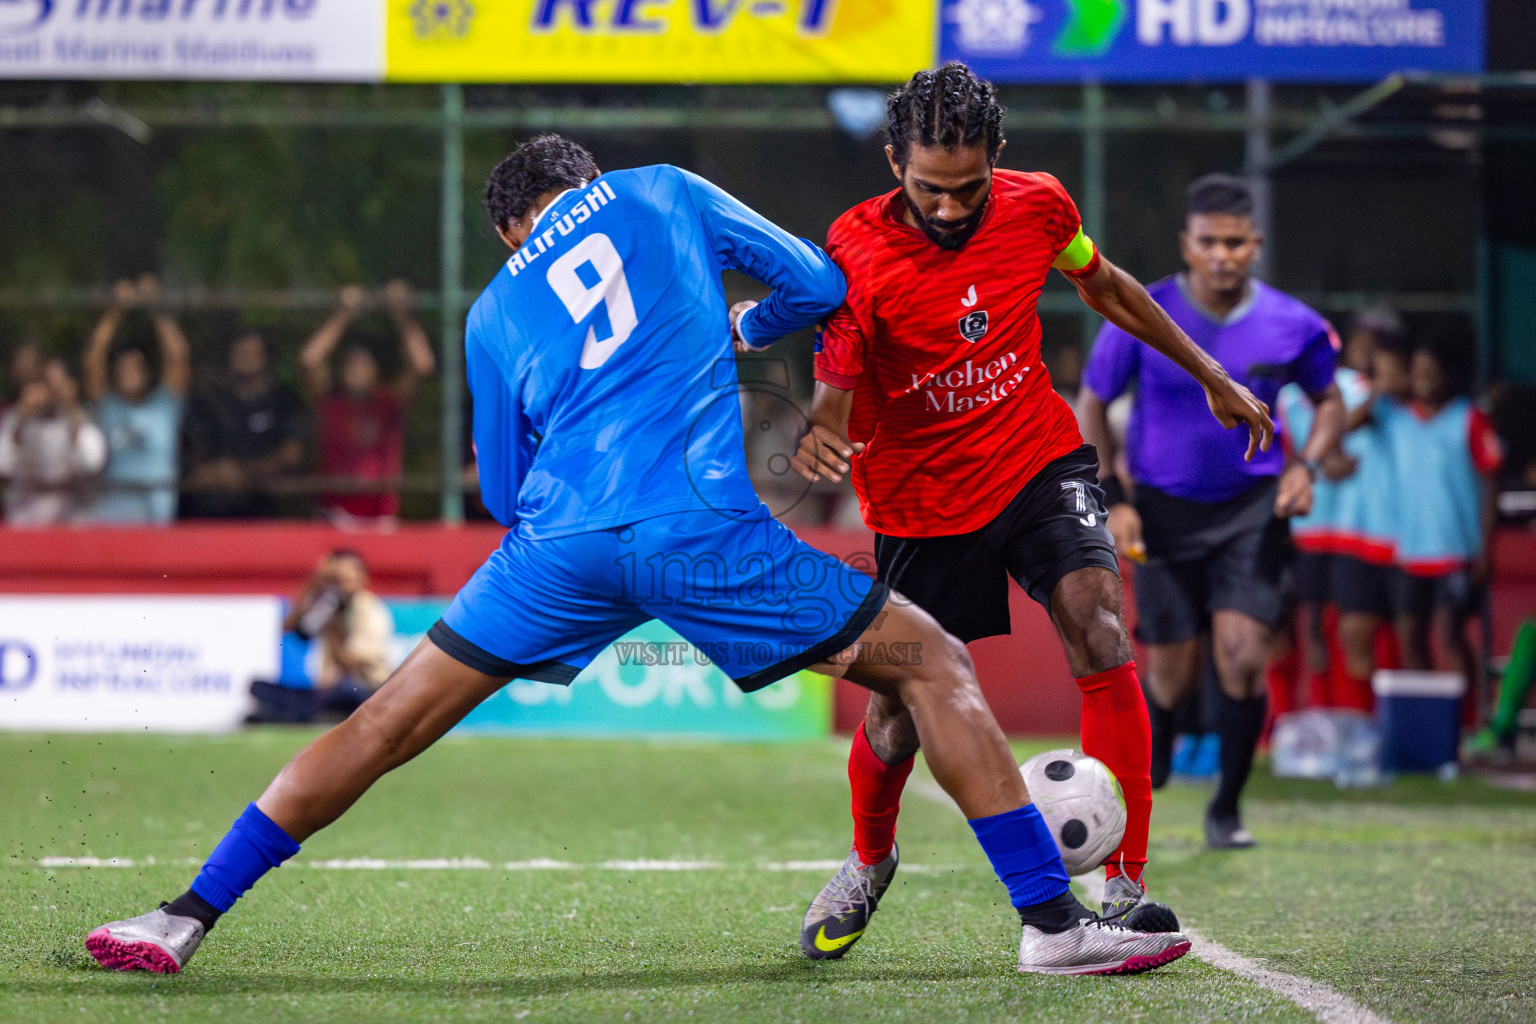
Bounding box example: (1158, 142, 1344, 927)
(792, 64, 1273, 963)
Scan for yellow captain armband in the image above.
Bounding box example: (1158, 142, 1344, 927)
(1052, 227, 1101, 278)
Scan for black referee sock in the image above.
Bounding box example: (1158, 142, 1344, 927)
(163, 889, 222, 932)
(1147, 696, 1175, 790)
(1210, 691, 1267, 820)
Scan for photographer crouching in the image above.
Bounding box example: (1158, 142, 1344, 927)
(249, 550, 394, 723)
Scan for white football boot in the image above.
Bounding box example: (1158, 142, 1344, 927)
(1018, 915, 1190, 975)
(86, 906, 206, 974)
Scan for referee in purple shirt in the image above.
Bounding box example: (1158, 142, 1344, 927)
(1078, 175, 1346, 849)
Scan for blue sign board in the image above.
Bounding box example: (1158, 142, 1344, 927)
(939, 0, 1484, 82)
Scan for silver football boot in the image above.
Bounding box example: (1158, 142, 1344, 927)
(799, 844, 899, 960)
(86, 906, 206, 973)
(1101, 873, 1182, 933)
(1018, 915, 1190, 975)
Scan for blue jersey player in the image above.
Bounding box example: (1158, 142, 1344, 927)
(84, 136, 1187, 978)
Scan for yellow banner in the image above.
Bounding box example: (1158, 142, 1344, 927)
(387, 0, 933, 83)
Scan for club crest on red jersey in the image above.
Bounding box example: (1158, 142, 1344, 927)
(958, 310, 989, 343)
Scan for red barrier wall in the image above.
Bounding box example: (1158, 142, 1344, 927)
(3, 523, 1533, 735)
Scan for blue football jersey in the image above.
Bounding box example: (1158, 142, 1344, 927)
(466, 165, 845, 538)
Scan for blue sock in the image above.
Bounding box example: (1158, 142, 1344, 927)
(189, 803, 301, 912)
(968, 803, 1071, 909)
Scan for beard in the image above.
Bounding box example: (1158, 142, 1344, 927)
(903, 189, 989, 251)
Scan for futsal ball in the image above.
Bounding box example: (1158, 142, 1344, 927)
(1019, 749, 1127, 876)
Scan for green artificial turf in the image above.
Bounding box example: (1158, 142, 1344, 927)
(2, 730, 1532, 1023)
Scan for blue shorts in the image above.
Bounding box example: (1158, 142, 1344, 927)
(430, 504, 888, 692)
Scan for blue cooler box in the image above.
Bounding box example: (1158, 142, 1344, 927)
(1372, 670, 1465, 774)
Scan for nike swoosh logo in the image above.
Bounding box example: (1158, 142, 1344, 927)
(813, 925, 864, 952)
(961, 285, 977, 308)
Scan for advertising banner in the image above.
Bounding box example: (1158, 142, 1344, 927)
(939, 0, 1484, 82)
(388, 602, 832, 740)
(0, 596, 281, 732)
(0, 0, 385, 80)
(384, 0, 933, 83)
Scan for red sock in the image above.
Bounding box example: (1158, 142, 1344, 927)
(1336, 673, 1375, 712)
(1266, 648, 1300, 717)
(1076, 662, 1151, 886)
(848, 724, 914, 867)
(1374, 622, 1402, 671)
(1307, 668, 1335, 708)
(1322, 606, 1349, 708)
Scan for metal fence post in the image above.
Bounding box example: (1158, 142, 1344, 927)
(1081, 79, 1105, 355)
(439, 83, 466, 524)
(1245, 78, 1273, 280)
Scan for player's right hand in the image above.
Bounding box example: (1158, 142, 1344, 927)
(1204, 374, 1274, 462)
(791, 424, 863, 483)
(1107, 502, 1146, 564)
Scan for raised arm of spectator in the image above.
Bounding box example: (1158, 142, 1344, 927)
(300, 285, 369, 404)
(382, 279, 436, 399)
(83, 278, 138, 402)
(137, 274, 191, 398)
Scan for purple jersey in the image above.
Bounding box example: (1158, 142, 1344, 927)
(1083, 276, 1336, 503)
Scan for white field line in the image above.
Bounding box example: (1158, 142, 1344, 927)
(30, 856, 959, 873)
(917, 778, 1393, 1023)
(1187, 930, 1395, 1024)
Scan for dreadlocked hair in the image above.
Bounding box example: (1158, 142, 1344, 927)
(483, 134, 600, 229)
(886, 62, 1005, 169)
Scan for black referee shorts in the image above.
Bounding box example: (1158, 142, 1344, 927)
(873, 444, 1121, 644)
(1132, 480, 1290, 646)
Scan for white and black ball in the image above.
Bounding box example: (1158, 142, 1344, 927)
(1018, 748, 1127, 876)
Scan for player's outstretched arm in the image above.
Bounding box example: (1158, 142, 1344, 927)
(1068, 257, 1275, 461)
(790, 381, 863, 483)
(681, 169, 845, 348)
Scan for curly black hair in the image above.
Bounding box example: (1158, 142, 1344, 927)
(1186, 173, 1254, 219)
(886, 62, 1006, 169)
(483, 134, 601, 230)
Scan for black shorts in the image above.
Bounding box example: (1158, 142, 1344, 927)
(1289, 550, 1332, 605)
(1331, 555, 1397, 619)
(1397, 568, 1475, 619)
(1132, 480, 1289, 645)
(873, 444, 1121, 644)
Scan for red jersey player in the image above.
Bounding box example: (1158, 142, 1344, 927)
(789, 63, 1272, 966)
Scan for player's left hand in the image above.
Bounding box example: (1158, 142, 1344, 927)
(791, 424, 863, 484)
(1203, 372, 1274, 461)
(729, 300, 759, 354)
(1274, 461, 1314, 518)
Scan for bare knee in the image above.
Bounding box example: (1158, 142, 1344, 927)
(864, 693, 920, 764)
(1213, 616, 1269, 699)
(1051, 569, 1132, 676)
(1337, 615, 1379, 679)
(898, 632, 982, 710)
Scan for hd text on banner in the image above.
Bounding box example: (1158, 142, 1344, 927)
(940, 0, 1484, 82)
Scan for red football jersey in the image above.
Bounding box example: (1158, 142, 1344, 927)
(815, 170, 1086, 538)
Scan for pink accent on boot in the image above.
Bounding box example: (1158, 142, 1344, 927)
(85, 929, 182, 973)
(1088, 940, 1192, 975)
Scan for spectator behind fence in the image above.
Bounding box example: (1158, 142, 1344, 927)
(301, 282, 435, 525)
(4, 338, 43, 411)
(248, 549, 395, 723)
(182, 330, 305, 518)
(0, 358, 106, 525)
(83, 275, 191, 525)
